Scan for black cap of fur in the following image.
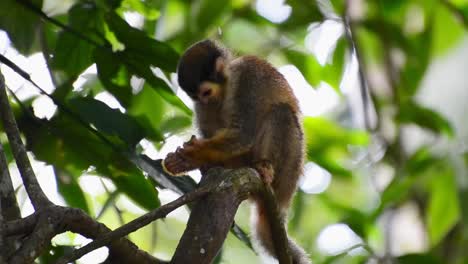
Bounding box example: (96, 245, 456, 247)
(177, 40, 228, 98)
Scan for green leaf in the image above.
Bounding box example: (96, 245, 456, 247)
(20, 113, 159, 210)
(397, 253, 442, 264)
(120, 0, 160, 19)
(160, 115, 192, 136)
(39, 245, 74, 263)
(432, 2, 464, 56)
(377, 177, 415, 215)
(192, 0, 231, 33)
(404, 146, 439, 175)
(399, 19, 433, 98)
(304, 117, 368, 177)
(68, 97, 146, 147)
(52, 2, 103, 77)
(426, 165, 460, 246)
(284, 37, 346, 91)
(111, 166, 160, 210)
(282, 0, 322, 29)
(0, 0, 43, 55)
(322, 38, 346, 90)
(398, 101, 454, 137)
(94, 47, 133, 107)
(105, 11, 179, 72)
(284, 49, 324, 87)
(54, 167, 90, 214)
(128, 84, 165, 142)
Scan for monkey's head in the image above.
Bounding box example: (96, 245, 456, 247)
(177, 40, 229, 104)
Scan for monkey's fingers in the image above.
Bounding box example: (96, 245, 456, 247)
(162, 152, 193, 176)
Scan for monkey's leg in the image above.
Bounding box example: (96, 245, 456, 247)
(252, 103, 308, 264)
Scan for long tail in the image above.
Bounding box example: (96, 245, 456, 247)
(251, 201, 311, 264)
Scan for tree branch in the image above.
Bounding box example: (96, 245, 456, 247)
(0, 142, 22, 259)
(171, 167, 292, 264)
(56, 174, 219, 264)
(343, 0, 376, 132)
(0, 71, 51, 209)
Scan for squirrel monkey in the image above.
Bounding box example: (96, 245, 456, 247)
(163, 40, 310, 264)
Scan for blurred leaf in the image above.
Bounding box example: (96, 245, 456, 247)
(304, 117, 368, 177)
(321, 195, 370, 238)
(377, 176, 415, 215)
(404, 146, 439, 175)
(54, 167, 90, 214)
(111, 165, 161, 209)
(398, 101, 454, 137)
(0, 0, 43, 55)
(52, 2, 103, 77)
(0, 143, 13, 164)
(426, 164, 460, 246)
(128, 84, 166, 142)
(283, 0, 322, 29)
(224, 19, 277, 55)
(121, 0, 161, 20)
(432, 3, 464, 56)
(20, 113, 159, 210)
(192, 0, 231, 33)
(160, 115, 192, 136)
(399, 19, 433, 98)
(397, 253, 442, 264)
(94, 47, 133, 107)
(68, 97, 146, 147)
(285, 36, 345, 91)
(38, 245, 74, 263)
(284, 48, 324, 87)
(322, 38, 346, 90)
(97, 13, 191, 114)
(106, 11, 179, 72)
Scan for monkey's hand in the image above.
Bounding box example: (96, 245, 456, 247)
(162, 136, 202, 176)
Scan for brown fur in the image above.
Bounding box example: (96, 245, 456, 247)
(164, 40, 310, 264)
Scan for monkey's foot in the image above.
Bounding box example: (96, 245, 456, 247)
(255, 161, 274, 185)
(162, 151, 196, 176)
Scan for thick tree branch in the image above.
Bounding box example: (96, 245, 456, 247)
(0, 71, 51, 209)
(56, 167, 292, 264)
(0, 195, 4, 263)
(4, 205, 163, 263)
(4, 214, 37, 237)
(0, 144, 21, 221)
(171, 167, 292, 264)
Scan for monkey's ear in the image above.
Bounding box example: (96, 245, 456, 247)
(215, 57, 226, 75)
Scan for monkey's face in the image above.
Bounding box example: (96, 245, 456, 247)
(197, 80, 223, 104)
(177, 40, 228, 104)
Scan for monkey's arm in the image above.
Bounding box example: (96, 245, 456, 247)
(163, 92, 257, 175)
(163, 127, 253, 175)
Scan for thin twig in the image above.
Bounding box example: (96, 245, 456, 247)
(0, 71, 51, 209)
(343, 0, 375, 131)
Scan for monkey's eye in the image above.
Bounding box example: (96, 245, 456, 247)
(201, 89, 212, 97)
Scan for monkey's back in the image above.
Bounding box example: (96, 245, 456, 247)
(227, 55, 305, 210)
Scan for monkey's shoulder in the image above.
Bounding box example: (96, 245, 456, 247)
(228, 56, 299, 112)
(229, 56, 283, 80)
